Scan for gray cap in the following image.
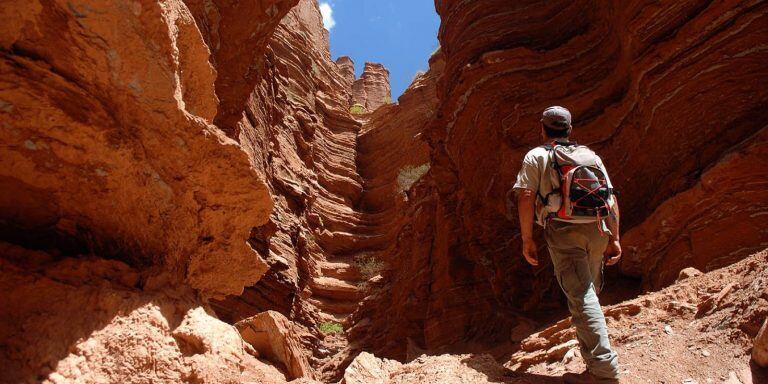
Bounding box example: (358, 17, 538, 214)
(541, 106, 572, 130)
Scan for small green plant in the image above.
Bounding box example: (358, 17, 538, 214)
(354, 253, 385, 280)
(318, 321, 343, 334)
(397, 163, 430, 193)
(349, 103, 365, 114)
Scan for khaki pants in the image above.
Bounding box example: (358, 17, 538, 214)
(545, 220, 619, 379)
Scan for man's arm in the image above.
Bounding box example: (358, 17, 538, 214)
(517, 188, 539, 266)
(604, 196, 622, 266)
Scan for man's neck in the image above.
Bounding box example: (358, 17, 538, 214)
(544, 137, 571, 144)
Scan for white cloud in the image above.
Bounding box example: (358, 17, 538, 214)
(319, 2, 336, 30)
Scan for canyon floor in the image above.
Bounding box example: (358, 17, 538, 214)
(338, 250, 768, 384)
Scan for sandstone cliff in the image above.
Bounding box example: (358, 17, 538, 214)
(1, 0, 767, 382)
(0, 0, 299, 299)
(357, 0, 768, 359)
(351, 62, 392, 112)
(209, 0, 365, 333)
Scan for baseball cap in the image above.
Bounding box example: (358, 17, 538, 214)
(541, 106, 572, 130)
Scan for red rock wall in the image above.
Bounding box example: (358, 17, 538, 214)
(0, 0, 362, 380)
(2, 0, 767, 379)
(347, 53, 442, 359)
(186, 0, 301, 132)
(621, 127, 768, 290)
(0, 0, 302, 298)
(358, 0, 768, 358)
(336, 56, 356, 91)
(210, 0, 365, 330)
(351, 62, 392, 111)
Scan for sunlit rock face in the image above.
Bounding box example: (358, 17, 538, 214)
(0, 243, 289, 384)
(0, 0, 304, 298)
(335, 56, 357, 91)
(351, 62, 392, 111)
(1, 0, 767, 380)
(355, 0, 768, 359)
(0, 0, 303, 380)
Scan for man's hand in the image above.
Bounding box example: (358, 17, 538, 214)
(522, 238, 539, 266)
(604, 238, 622, 266)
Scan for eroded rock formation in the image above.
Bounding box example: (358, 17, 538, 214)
(236, 311, 314, 380)
(0, 0, 332, 381)
(351, 62, 392, 112)
(621, 128, 768, 290)
(0, 0, 300, 298)
(206, 0, 370, 342)
(0, 242, 289, 383)
(2, 0, 767, 382)
(335, 56, 356, 91)
(357, 0, 768, 360)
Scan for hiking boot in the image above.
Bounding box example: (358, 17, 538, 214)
(562, 371, 620, 384)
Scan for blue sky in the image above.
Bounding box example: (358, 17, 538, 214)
(319, 1, 440, 100)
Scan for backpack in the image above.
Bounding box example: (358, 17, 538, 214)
(539, 142, 613, 222)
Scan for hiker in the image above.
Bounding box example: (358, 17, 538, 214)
(513, 106, 621, 383)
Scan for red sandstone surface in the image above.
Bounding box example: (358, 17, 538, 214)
(351, 62, 392, 112)
(357, 0, 768, 361)
(1, 0, 766, 383)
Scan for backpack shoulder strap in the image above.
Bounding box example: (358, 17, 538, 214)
(536, 143, 563, 205)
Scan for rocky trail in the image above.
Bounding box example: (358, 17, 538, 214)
(1, 0, 767, 383)
(340, 251, 768, 384)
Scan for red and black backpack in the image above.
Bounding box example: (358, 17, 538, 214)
(539, 142, 613, 222)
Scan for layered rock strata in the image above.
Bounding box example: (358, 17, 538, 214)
(0, 0, 299, 298)
(345, 53, 443, 359)
(621, 127, 768, 290)
(0, 0, 362, 380)
(2, 0, 768, 381)
(209, 3, 433, 379)
(357, 0, 768, 359)
(209, 0, 366, 331)
(335, 56, 356, 90)
(351, 62, 392, 111)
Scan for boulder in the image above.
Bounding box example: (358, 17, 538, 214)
(236, 311, 314, 380)
(342, 352, 399, 384)
(0, 245, 286, 383)
(676, 267, 703, 282)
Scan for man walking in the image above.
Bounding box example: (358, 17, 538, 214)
(513, 106, 622, 383)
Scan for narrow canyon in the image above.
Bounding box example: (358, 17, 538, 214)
(1, 1, 766, 383)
